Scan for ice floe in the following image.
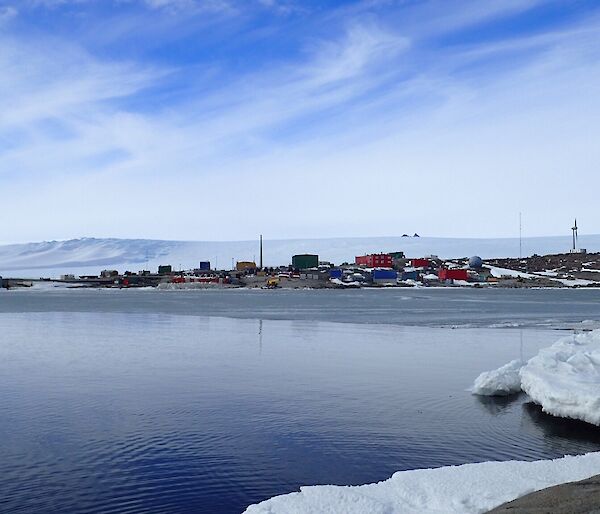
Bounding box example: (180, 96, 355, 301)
(520, 330, 600, 426)
(244, 452, 600, 514)
(472, 330, 600, 425)
(471, 359, 523, 396)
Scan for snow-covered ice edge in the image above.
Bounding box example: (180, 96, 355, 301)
(471, 359, 523, 396)
(243, 453, 600, 514)
(472, 329, 600, 426)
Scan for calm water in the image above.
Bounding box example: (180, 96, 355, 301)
(1, 288, 600, 513)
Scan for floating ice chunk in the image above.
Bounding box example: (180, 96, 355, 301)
(244, 452, 600, 514)
(520, 330, 600, 426)
(471, 359, 523, 396)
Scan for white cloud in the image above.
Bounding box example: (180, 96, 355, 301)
(24, 0, 234, 12)
(1, 2, 600, 242)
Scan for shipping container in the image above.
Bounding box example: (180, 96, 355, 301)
(438, 268, 468, 281)
(373, 269, 398, 280)
(292, 254, 319, 270)
(401, 270, 418, 281)
(330, 269, 343, 279)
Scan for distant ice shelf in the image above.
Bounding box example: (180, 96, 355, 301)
(243, 452, 600, 514)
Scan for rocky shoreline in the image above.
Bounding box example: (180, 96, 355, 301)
(488, 474, 600, 513)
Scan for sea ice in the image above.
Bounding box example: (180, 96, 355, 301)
(471, 359, 523, 396)
(244, 452, 600, 514)
(520, 330, 600, 425)
(472, 330, 600, 425)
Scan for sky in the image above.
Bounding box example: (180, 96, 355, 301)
(0, 0, 599, 243)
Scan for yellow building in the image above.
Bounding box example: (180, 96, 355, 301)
(236, 261, 257, 272)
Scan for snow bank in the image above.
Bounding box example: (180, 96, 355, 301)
(244, 452, 600, 514)
(520, 330, 600, 425)
(471, 359, 523, 396)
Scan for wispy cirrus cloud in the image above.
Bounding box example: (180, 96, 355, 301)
(1, 0, 600, 242)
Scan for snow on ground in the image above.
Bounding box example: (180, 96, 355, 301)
(472, 330, 600, 426)
(329, 278, 361, 288)
(485, 265, 598, 286)
(244, 453, 600, 514)
(520, 330, 600, 426)
(471, 359, 523, 396)
(552, 278, 596, 287)
(485, 265, 536, 279)
(1, 234, 600, 278)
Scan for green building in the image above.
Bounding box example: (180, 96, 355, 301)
(292, 254, 319, 270)
(389, 251, 405, 259)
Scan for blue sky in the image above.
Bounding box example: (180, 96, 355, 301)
(1, 0, 599, 242)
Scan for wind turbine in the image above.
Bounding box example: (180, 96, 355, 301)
(571, 218, 578, 252)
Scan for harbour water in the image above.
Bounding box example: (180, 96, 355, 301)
(1, 288, 600, 513)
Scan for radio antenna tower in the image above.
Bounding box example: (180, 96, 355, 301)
(572, 218, 578, 252)
(519, 212, 522, 259)
(259, 234, 263, 270)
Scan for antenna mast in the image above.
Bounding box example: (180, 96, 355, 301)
(260, 234, 263, 270)
(519, 212, 522, 259)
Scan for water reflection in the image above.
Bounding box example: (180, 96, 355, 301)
(521, 402, 600, 445)
(474, 393, 523, 416)
(258, 318, 263, 354)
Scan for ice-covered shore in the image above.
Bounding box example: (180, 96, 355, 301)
(244, 453, 600, 514)
(472, 329, 600, 426)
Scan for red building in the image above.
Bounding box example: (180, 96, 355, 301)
(438, 268, 469, 281)
(355, 253, 393, 267)
(411, 258, 431, 268)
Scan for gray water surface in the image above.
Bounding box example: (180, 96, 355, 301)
(1, 288, 599, 513)
(3, 286, 600, 328)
